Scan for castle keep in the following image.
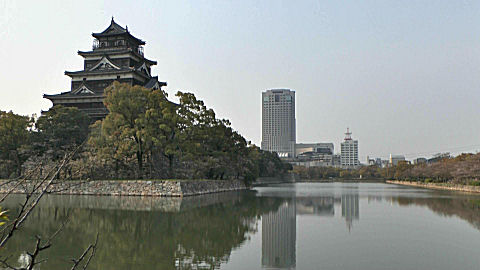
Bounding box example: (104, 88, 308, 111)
(44, 18, 166, 120)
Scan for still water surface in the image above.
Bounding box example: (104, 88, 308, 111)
(3, 182, 480, 269)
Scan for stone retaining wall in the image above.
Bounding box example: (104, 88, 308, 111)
(386, 180, 480, 193)
(0, 179, 247, 197)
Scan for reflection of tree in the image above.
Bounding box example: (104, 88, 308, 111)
(3, 193, 284, 270)
(393, 196, 480, 230)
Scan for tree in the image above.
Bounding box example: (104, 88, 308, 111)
(89, 83, 289, 180)
(36, 105, 90, 158)
(0, 111, 33, 177)
(144, 89, 179, 177)
(101, 82, 151, 178)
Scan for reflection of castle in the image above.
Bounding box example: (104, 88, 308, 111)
(341, 192, 359, 231)
(262, 200, 296, 270)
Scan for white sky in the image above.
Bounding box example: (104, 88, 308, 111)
(1, 0, 479, 160)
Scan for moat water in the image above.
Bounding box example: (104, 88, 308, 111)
(3, 182, 480, 270)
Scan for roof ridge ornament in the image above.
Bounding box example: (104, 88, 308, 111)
(111, 16, 114, 23)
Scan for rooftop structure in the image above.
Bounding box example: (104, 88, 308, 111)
(44, 18, 166, 120)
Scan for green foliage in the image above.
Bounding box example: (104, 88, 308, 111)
(469, 180, 480, 186)
(294, 153, 480, 185)
(100, 82, 152, 177)
(0, 111, 33, 177)
(0, 83, 288, 180)
(87, 82, 288, 180)
(36, 105, 90, 157)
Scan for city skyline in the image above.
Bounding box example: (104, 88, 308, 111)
(1, 0, 479, 159)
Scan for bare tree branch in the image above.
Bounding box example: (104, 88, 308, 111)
(70, 233, 99, 270)
(0, 142, 84, 247)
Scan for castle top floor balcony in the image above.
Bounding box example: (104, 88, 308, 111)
(92, 39, 144, 56)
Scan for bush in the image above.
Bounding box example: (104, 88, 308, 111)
(469, 180, 480, 186)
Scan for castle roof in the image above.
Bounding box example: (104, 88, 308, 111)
(92, 18, 145, 45)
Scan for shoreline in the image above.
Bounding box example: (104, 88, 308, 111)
(386, 180, 480, 194)
(0, 179, 247, 197)
(296, 178, 385, 183)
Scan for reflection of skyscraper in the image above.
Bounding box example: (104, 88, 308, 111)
(262, 200, 296, 269)
(341, 192, 359, 231)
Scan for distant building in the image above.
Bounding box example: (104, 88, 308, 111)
(428, 153, 450, 163)
(367, 156, 385, 167)
(291, 156, 335, 167)
(381, 159, 390, 168)
(367, 156, 375, 166)
(295, 143, 334, 157)
(413, 157, 427, 165)
(340, 128, 359, 168)
(261, 89, 296, 158)
(291, 143, 335, 167)
(44, 18, 166, 121)
(389, 154, 406, 166)
(333, 154, 342, 167)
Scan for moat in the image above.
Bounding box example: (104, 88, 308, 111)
(3, 182, 480, 270)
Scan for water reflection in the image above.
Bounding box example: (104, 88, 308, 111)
(341, 188, 360, 231)
(262, 200, 296, 270)
(295, 197, 334, 216)
(2, 192, 280, 270)
(1, 183, 480, 270)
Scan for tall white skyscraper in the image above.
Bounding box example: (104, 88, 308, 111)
(340, 128, 359, 168)
(261, 89, 296, 158)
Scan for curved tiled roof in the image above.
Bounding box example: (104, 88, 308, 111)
(92, 18, 145, 45)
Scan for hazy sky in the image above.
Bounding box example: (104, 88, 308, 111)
(1, 0, 479, 160)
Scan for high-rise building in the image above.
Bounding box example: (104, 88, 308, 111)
(261, 89, 296, 158)
(340, 128, 359, 168)
(44, 18, 166, 120)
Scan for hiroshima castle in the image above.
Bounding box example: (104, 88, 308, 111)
(44, 18, 166, 120)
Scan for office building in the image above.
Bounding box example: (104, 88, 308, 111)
(340, 128, 359, 168)
(389, 154, 406, 166)
(295, 143, 334, 157)
(291, 143, 335, 167)
(261, 89, 296, 158)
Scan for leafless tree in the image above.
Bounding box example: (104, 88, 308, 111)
(0, 143, 98, 269)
